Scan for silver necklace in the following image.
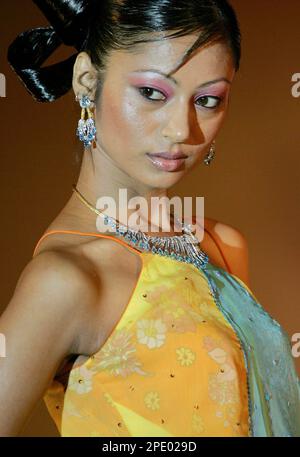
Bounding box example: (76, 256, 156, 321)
(72, 185, 210, 270)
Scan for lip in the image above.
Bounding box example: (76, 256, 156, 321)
(148, 151, 187, 159)
(146, 153, 187, 171)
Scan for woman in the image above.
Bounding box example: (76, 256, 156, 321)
(1, 0, 299, 437)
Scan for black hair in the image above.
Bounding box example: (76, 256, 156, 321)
(7, 0, 241, 103)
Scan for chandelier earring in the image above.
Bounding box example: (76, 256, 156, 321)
(203, 140, 216, 165)
(75, 94, 97, 148)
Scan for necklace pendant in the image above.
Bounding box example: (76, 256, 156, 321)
(72, 185, 210, 269)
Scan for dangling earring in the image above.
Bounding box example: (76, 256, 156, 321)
(75, 94, 97, 148)
(203, 140, 216, 165)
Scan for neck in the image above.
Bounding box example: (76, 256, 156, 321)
(66, 141, 182, 236)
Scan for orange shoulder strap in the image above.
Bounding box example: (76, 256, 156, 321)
(32, 229, 142, 258)
(32, 227, 232, 273)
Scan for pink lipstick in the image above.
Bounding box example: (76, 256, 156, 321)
(146, 152, 187, 172)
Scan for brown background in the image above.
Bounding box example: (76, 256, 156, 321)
(0, 0, 299, 437)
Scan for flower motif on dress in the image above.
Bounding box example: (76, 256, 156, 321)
(68, 365, 93, 394)
(148, 287, 184, 310)
(185, 307, 207, 324)
(191, 411, 205, 433)
(208, 373, 238, 405)
(137, 318, 167, 349)
(63, 399, 82, 418)
(144, 276, 207, 333)
(175, 347, 196, 367)
(145, 284, 170, 302)
(91, 328, 151, 377)
(103, 392, 116, 408)
(144, 391, 160, 410)
(203, 335, 217, 352)
(216, 362, 237, 382)
(227, 404, 238, 419)
(202, 335, 239, 404)
(203, 336, 237, 383)
(215, 404, 246, 433)
(150, 298, 199, 333)
(202, 336, 249, 433)
(161, 308, 197, 333)
(207, 347, 227, 364)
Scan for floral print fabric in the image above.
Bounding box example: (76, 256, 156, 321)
(43, 251, 250, 437)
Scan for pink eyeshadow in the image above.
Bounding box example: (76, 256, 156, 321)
(128, 75, 174, 98)
(196, 84, 229, 98)
(128, 74, 230, 99)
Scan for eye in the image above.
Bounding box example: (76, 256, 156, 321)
(137, 87, 223, 109)
(195, 95, 223, 110)
(137, 87, 166, 102)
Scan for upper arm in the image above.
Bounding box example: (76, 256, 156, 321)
(193, 216, 250, 287)
(217, 222, 250, 287)
(207, 218, 250, 287)
(0, 251, 98, 436)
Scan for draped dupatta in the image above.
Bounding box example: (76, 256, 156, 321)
(202, 263, 300, 437)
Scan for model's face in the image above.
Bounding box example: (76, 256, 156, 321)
(94, 34, 236, 189)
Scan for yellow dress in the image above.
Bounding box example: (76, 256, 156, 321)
(32, 230, 250, 437)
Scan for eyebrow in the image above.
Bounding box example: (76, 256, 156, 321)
(131, 69, 232, 89)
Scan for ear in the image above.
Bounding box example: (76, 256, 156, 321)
(72, 51, 98, 101)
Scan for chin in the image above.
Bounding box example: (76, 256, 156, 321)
(141, 171, 186, 190)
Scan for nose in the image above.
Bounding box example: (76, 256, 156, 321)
(161, 100, 191, 143)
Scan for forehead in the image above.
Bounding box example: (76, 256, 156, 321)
(104, 33, 235, 84)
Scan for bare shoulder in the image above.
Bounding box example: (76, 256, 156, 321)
(193, 216, 250, 287)
(203, 217, 248, 249)
(0, 250, 100, 435)
(7, 249, 100, 355)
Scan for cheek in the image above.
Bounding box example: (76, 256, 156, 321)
(97, 88, 149, 149)
(99, 92, 131, 143)
(201, 110, 227, 142)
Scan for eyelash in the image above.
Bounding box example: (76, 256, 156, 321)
(137, 87, 223, 110)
